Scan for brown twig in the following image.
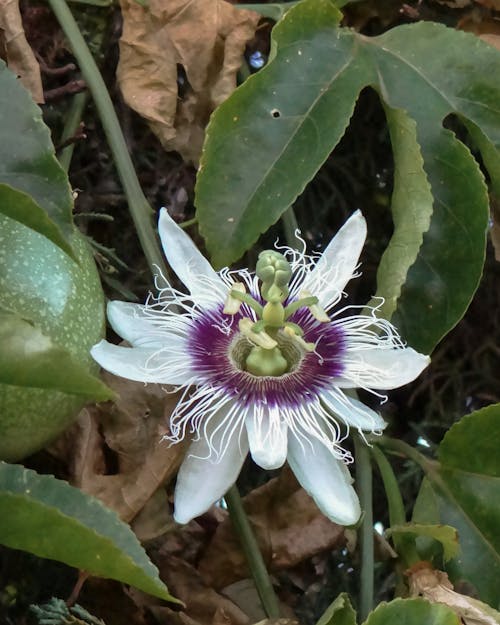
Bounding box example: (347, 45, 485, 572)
(44, 78, 86, 101)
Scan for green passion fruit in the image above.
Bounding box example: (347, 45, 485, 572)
(0, 214, 106, 461)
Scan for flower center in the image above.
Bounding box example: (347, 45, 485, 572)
(229, 332, 303, 377)
(223, 249, 331, 377)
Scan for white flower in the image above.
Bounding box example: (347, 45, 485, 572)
(91, 209, 430, 526)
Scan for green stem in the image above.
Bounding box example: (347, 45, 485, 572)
(47, 0, 168, 279)
(281, 206, 300, 249)
(376, 435, 432, 472)
(371, 445, 406, 527)
(179, 217, 198, 230)
(225, 485, 280, 618)
(59, 91, 88, 173)
(354, 435, 374, 622)
(371, 445, 419, 567)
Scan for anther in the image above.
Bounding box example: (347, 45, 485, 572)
(299, 289, 330, 323)
(239, 318, 277, 349)
(282, 326, 315, 352)
(223, 282, 246, 315)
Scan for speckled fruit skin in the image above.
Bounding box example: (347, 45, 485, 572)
(0, 214, 106, 461)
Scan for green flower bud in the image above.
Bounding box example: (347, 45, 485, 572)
(256, 250, 292, 302)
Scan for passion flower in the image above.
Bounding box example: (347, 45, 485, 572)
(92, 209, 429, 525)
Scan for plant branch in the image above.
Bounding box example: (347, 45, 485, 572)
(225, 485, 281, 618)
(47, 0, 168, 279)
(376, 435, 433, 471)
(371, 445, 419, 567)
(354, 435, 374, 622)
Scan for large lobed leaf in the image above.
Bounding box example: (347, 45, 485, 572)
(0, 462, 178, 602)
(414, 404, 500, 609)
(195, 0, 499, 352)
(0, 61, 75, 258)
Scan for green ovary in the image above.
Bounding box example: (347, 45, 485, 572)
(245, 346, 288, 377)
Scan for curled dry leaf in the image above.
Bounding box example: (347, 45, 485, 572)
(459, 11, 500, 51)
(408, 562, 500, 625)
(198, 467, 346, 589)
(55, 372, 187, 525)
(129, 558, 250, 625)
(0, 0, 43, 102)
(117, 0, 259, 163)
(474, 0, 500, 8)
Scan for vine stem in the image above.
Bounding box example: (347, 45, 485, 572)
(59, 91, 88, 173)
(225, 485, 281, 618)
(354, 435, 374, 622)
(376, 435, 432, 471)
(371, 445, 420, 568)
(47, 0, 168, 279)
(281, 206, 300, 249)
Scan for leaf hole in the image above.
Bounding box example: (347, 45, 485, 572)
(270, 109, 281, 119)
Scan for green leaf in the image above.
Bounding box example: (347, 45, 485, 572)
(390, 128, 487, 353)
(369, 106, 433, 321)
(0, 184, 75, 260)
(0, 462, 178, 602)
(196, 0, 495, 351)
(386, 523, 459, 562)
(363, 598, 460, 625)
(316, 593, 357, 625)
(0, 309, 113, 401)
(0, 61, 75, 258)
(196, 0, 348, 268)
(424, 405, 500, 608)
(0, 216, 107, 461)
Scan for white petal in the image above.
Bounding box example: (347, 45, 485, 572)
(174, 420, 249, 523)
(321, 389, 386, 432)
(288, 436, 361, 526)
(300, 210, 367, 309)
(91, 340, 191, 384)
(341, 347, 430, 390)
(245, 407, 287, 470)
(158, 208, 226, 308)
(107, 301, 162, 347)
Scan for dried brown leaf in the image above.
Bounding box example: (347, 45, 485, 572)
(0, 0, 43, 102)
(130, 557, 250, 625)
(474, 0, 500, 9)
(433, 0, 471, 7)
(54, 372, 187, 524)
(117, 0, 259, 163)
(199, 468, 345, 589)
(131, 488, 173, 542)
(222, 580, 266, 622)
(408, 563, 500, 625)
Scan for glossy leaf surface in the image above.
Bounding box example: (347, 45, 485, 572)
(435, 405, 500, 608)
(386, 523, 459, 562)
(0, 309, 113, 400)
(196, 0, 496, 352)
(316, 593, 357, 625)
(0, 216, 107, 461)
(0, 62, 75, 258)
(0, 462, 177, 602)
(416, 405, 500, 608)
(363, 598, 460, 625)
